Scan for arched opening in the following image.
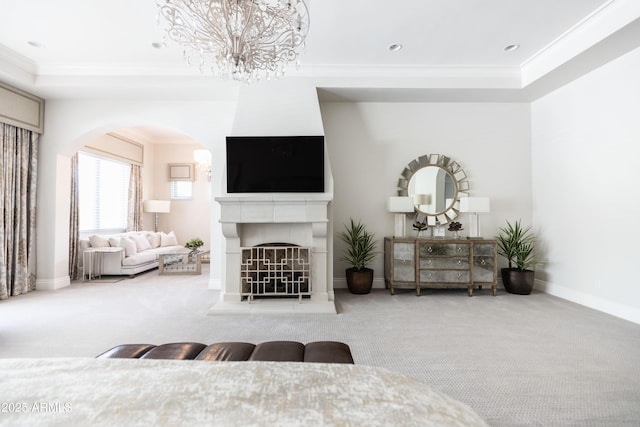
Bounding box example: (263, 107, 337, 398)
(70, 124, 213, 283)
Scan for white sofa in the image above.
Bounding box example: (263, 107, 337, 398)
(79, 231, 185, 277)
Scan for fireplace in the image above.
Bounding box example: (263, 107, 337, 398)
(241, 244, 311, 301)
(209, 81, 335, 314)
(210, 194, 335, 314)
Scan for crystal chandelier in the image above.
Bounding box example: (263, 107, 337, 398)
(156, 0, 310, 84)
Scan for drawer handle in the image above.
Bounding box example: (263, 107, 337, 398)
(427, 246, 433, 253)
(457, 273, 462, 279)
(481, 259, 486, 266)
(457, 247, 462, 253)
(427, 260, 432, 265)
(457, 260, 462, 265)
(427, 273, 433, 279)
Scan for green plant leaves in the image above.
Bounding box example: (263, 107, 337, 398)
(496, 219, 536, 271)
(338, 218, 378, 271)
(185, 237, 204, 250)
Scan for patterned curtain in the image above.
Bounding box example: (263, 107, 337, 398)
(68, 154, 80, 281)
(127, 164, 143, 231)
(0, 123, 38, 300)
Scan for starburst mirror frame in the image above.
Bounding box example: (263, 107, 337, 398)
(396, 154, 469, 226)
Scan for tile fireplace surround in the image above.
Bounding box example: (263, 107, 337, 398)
(210, 194, 336, 314)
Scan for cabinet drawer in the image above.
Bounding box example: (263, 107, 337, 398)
(473, 257, 495, 282)
(419, 243, 470, 257)
(473, 256, 494, 268)
(393, 242, 415, 263)
(420, 270, 470, 283)
(474, 243, 495, 257)
(393, 264, 415, 282)
(420, 257, 469, 270)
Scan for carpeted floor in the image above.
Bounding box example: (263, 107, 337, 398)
(1, 265, 639, 426)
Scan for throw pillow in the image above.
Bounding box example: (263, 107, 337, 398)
(131, 234, 152, 252)
(160, 231, 178, 247)
(89, 235, 110, 248)
(108, 237, 120, 247)
(119, 236, 138, 257)
(146, 232, 161, 249)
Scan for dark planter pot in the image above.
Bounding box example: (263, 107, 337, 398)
(501, 268, 535, 295)
(346, 267, 374, 294)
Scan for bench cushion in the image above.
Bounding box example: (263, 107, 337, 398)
(97, 341, 354, 364)
(140, 343, 208, 360)
(248, 341, 305, 362)
(196, 342, 256, 361)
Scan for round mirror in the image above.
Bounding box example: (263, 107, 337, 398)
(408, 166, 457, 215)
(397, 154, 469, 226)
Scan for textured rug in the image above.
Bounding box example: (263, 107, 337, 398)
(1, 266, 639, 426)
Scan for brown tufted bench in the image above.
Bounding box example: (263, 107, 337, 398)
(97, 341, 354, 364)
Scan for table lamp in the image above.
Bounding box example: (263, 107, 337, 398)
(387, 196, 414, 237)
(459, 197, 490, 239)
(143, 200, 171, 232)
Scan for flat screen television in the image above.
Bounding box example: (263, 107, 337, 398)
(226, 136, 324, 193)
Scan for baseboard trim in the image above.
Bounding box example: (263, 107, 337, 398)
(332, 276, 640, 324)
(36, 276, 71, 291)
(536, 279, 640, 325)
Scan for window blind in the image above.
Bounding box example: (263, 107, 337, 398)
(170, 181, 193, 200)
(78, 151, 130, 234)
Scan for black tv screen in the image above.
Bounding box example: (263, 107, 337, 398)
(226, 136, 324, 193)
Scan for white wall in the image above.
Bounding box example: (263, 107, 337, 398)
(531, 46, 640, 323)
(36, 97, 532, 294)
(152, 143, 212, 250)
(320, 102, 533, 285)
(36, 99, 235, 291)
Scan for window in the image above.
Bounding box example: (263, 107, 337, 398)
(170, 180, 193, 200)
(78, 152, 130, 234)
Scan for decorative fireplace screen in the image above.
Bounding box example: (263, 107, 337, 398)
(240, 245, 311, 302)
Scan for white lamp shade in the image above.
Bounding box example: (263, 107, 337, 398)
(459, 197, 490, 213)
(387, 196, 414, 213)
(143, 200, 171, 213)
(413, 194, 432, 206)
(193, 149, 211, 164)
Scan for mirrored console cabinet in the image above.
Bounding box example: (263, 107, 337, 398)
(384, 237, 497, 297)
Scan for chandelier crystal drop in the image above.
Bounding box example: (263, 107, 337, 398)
(156, 0, 310, 84)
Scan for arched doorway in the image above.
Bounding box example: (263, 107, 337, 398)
(72, 125, 213, 282)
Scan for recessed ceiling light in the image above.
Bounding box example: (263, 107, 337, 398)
(388, 43, 403, 52)
(27, 41, 42, 48)
(504, 44, 520, 52)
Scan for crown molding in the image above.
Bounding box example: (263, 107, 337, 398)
(522, 0, 640, 86)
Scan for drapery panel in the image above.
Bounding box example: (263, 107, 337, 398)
(127, 164, 142, 232)
(68, 154, 80, 281)
(0, 123, 38, 300)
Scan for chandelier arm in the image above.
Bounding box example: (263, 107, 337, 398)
(237, 0, 258, 46)
(193, 1, 226, 52)
(223, 0, 238, 42)
(156, 0, 309, 83)
(206, 1, 230, 52)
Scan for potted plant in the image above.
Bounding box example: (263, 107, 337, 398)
(448, 221, 463, 239)
(338, 218, 378, 294)
(185, 238, 204, 253)
(412, 218, 428, 238)
(496, 220, 536, 295)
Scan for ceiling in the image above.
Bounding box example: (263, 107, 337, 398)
(2, 0, 639, 104)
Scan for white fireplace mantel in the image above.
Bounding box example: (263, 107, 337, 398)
(218, 194, 332, 224)
(210, 193, 336, 314)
